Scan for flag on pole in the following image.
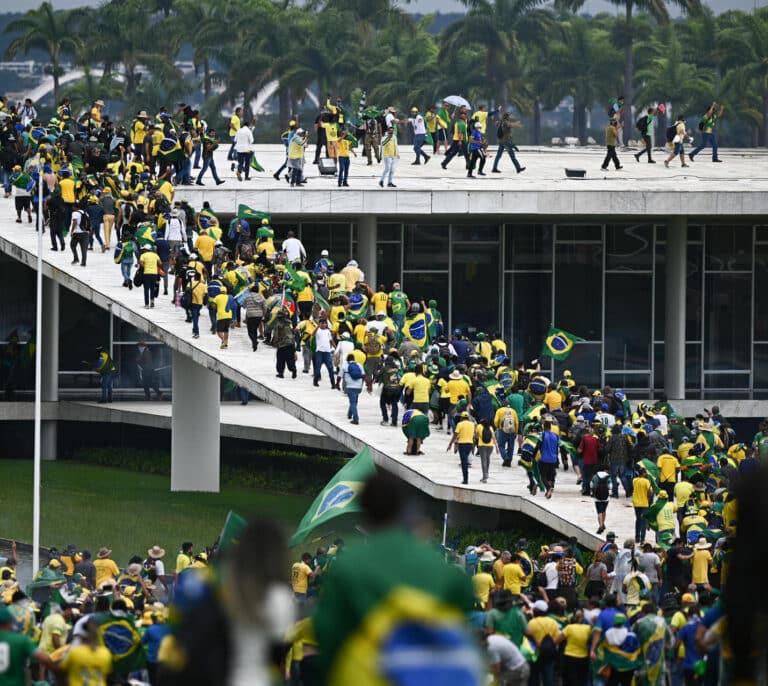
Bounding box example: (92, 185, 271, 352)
(283, 262, 309, 293)
(289, 447, 376, 546)
(218, 510, 248, 552)
(237, 204, 271, 223)
(540, 327, 585, 360)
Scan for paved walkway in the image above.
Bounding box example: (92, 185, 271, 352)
(0, 205, 638, 548)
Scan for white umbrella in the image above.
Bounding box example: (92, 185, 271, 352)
(442, 95, 471, 108)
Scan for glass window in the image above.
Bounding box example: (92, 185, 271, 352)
(114, 320, 163, 344)
(452, 224, 499, 242)
(504, 224, 553, 271)
(452, 243, 499, 335)
(704, 373, 751, 391)
(704, 273, 751, 370)
(654, 242, 665, 340)
(377, 243, 401, 289)
(378, 223, 402, 241)
(504, 273, 551, 366)
(688, 225, 703, 242)
(654, 342, 702, 394)
(299, 223, 352, 266)
(554, 243, 602, 339)
(402, 273, 449, 326)
(687, 243, 703, 342)
(605, 274, 652, 369)
(756, 226, 768, 243)
(755, 344, 768, 389)
(0, 256, 35, 343)
(606, 224, 653, 271)
(604, 373, 650, 394)
(552, 342, 602, 391)
(404, 224, 449, 271)
(755, 244, 768, 341)
(705, 225, 752, 271)
(555, 225, 602, 242)
(59, 289, 109, 372)
(112, 342, 172, 392)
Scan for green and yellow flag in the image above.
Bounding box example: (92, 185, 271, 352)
(283, 262, 309, 293)
(91, 611, 146, 673)
(289, 447, 376, 546)
(541, 327, 585, 361)
(218, 510, 248, 552)
(237, 204, 271, 223)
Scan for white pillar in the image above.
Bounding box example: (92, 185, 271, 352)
(41, 278, 58, 461)
(358, 216, 377, 289)
(171, 351, 220, 491)
(665, 217, 687, 400)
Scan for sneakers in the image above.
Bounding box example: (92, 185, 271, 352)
(664, 160, 670, 168)
(518, 167, 526, 173)
(216, 180, 225, 185)
(387, 183, 396, 187)
(682, 164, 689, 168)
(236, 171, 242, 181)
(424, 155, 431, 164)
(380, 420, 390, 426)
(492, 169, 501, 173)
(273, 172, 281, 180)
(379, 180, 384, 187)
(230, 163, 235, 172)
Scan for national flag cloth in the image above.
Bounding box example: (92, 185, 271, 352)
(218, 510, 248, 552)
(634, 616, 668, 686)
(91, 611, 147, 673)
(196, 207, 219, 232)
(289, 447, 376, 546)
(283, 262, 309, 293)
(522, 402, 546, 425)
(402, 313, 428, 348)
(237, 204, 271, 223)
(639, 459, 661, 492)
(250, 156, 265, 172)
(540, 327, 585, 361)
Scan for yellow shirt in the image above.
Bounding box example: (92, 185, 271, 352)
(61, 644, 112, 686)
(657, 454, 680, 483)
(229, 114, 241, 137)
(213, 293, 232, 320)
(476, 424, 495, 447)
(502, 562, 526, 594)
(494, 407, 519, 433)
(656, 501, 677, 532)
(60, 177, 76, 203)
(409, 375, 432, 404)
(337, 138, 351, 157)
(472, 572, 495, 608)
(191, 281, 207, 305)
(492, 558, 505, 585)
(94, 558, 120, 587)
(194, 234, 216, 262)
(674, 481, 695, 509)
(632, 477, 653, 508)
(139, 251, 162, 275)
(151, 129, 163, 156)
(544, 389, 562, 411)
(175, 552, 191, 574)
(528, 616, 561, 645)
(372, 292, 389, 315)
(563, 624, 592, 659)
(39, 612, 69, 653)
(692, 549, 712, 585)
(322, 122, 339, 142)
(351, 349, 366, 367)
(445, 378, 471, 404)
(291, 562, 312, 594)
(455, 419, 475, 444)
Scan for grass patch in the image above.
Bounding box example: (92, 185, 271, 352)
(0, 460, 313, 567)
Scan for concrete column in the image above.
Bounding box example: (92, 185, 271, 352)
(358, 216, 377, 289)
(171, 351, 220, 491)
(664, 217, 687, 400)
(41, 278, 59, 461)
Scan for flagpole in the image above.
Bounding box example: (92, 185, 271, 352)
(441, 509, 448, 548)
(32, 166, 43, 575)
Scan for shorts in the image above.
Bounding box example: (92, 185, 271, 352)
(216, 319, 231, 333)
(437, 129, 448, 142)
(595, 500, 608, 514)
(674, 142, 684, 155)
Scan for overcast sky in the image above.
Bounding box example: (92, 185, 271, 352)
(6, 0, 764, 12)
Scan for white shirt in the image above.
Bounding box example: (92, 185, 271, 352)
(71, 209, 84, 234)
(234, 126, 254, 153)
(409, 115, 426, 135)
(154, 559, 166, 577)
(385, 112, 397, 129)
(342, 362, 364, 390)
(334, 339, 354, 365)
(314, 327, 334, 353)
(282, 237, 306, 263)
(166, 217, 185, 242)
(544, 561, 559, 589)
(368, 320, 390, 336)
(487, 634, 526, 672)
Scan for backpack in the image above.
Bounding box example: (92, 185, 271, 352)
(180, 288, 192, 310)
(364, 330, 382, 356)
(665, 125, 677, 143)
(594, 474, 609, 501)
(382, 367, 401, 391)
(347, 362, 363, 380)
(558, 558, 577, 586)
(501, 409, 516, 434)
(438, 343, 452, 360)
(79, 210, 92, 232)
(496, 122, 504, 140)
(698, 119, 706, 131)
(636, 115, 648, 135)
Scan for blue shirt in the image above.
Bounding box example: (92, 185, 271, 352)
(142, 623, 171, 663)
(595, 607, 619, 635)
(540, 430, 559, 463)
(469, 129, 483, 151)
(677, 618, 703, 671)
(452, 339, 473, 364)
(155, 238, 171, 262)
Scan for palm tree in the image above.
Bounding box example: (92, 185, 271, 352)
(4, 2, 82, 103)
(558, 0, 702, 134)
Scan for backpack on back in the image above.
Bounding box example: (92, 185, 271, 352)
(594, 475, 609, 501)
(636, 115, 648, 135)
(347, 361, 363, 381)
(382, 367, 401, 391)
(698, 119, 706, 131)
(665, 125, 677, 143)
(501, 409, 516, 434)
(364, 330, 382, 356)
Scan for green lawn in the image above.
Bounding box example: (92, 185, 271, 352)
(0, 460, 313, 566)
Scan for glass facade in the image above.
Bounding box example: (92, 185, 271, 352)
(2, 221, 767, 399)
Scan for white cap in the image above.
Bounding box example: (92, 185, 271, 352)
(296, 128, 305, 134)
(321, 249, 329, 257)
(533, 600, 549, 613)
(474, 122, 482, 129)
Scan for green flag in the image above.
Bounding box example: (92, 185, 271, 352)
(237, 204, 271, 222)
(250, 156, 265, 172)
(289, 447, 376, 546)
(91, 611, 147, 673)
(218, 510, 248, 552)
(639, 458, 661, 492)
(283, 262, 309, 293)
(540, 327, 585, 360)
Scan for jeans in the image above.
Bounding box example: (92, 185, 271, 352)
(89, 219, 104, 248)
(380, 389, 399, 424)
(178, 156, 192, 184)
(493, 142, 522, 171)
(120, 260, 133, 285)
(193, 142, 202, 167)
(609, 462, 624, 497)
(70, 232, 89, 264)
(1, 168, 10, 194)
(529, 656, 555, 686)
(478, 446, 492, 480)
(246, 316, 261, 349)
(636, 134, 653, 161)
(582, 463, 596, 495)
(197, 156, 221, 184)
(496, 430, 515, 463)
(442, 140, 468, 167)
(237, 151, 252, 178)
(458, 443, 472, 483)
(338, 156, 350, 185)
(314, 351, 335, 385)
(143, 273, 158, 306)
(227, 137, 237, 160)
(381, 157, 396, 184)
(191, 304, 202, 336)
(602, 145, 620, 169)
(100, 370, 114, 402)
(347, 387, 361, 421)
(413, 133, 429, 162)
(690, 132, 719, 161)
(635, 506, 648, 543)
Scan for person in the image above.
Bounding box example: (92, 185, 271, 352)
(634, 107, 656, 163)
(340, 352, 363, 424)
(538, 420, 560, 499)
(141, 612, 170, 685)
(591, 467, 611, 534)
(0, 605, 57, 685)
(448, 410, 476, 485)
(313, 319, 335, 388)
(492, 112, 525, 174)
(690, 102, 724, 163)
(603, 614, 642, 686)
(227, 106, 242, 162)
(362, 114, 381, 165)
(234, 120, 254, 181)
(467, 122, 487, 178)
(175, 542, 193, 580)
(580, 551, 608, 599)
(74, 549, 97, 589)
(691, 538, 712, 590)
(379, 126, 398, 188)
(579, 425, 601, 495)
(494, 402, 518, 467)
(561, 609, 591, 686)
(407, 106, 430, 165)
(196, 127, 225, 185)
(441, 111, 470, 170)
(272, 309, 298, 379)
(336, 129, 356, 187)
(282, 230, 306, 264)
(242, 285, 267, 351)
(486, 632, 529, 686)
(62, 617, 113, 685)
(674, 606, 704, 686)
(665, 115, 689, 168)
(633, 466, 654, 544)
(475, 418, 499, 483)
(94, 547, 120, 587)
(38, 601, 74, 681)
(189, 272, 207, 340)
(93, 345, 116, 404)
(379, 357, 401, 427)
(601, 119, 623, 171)
(291, 553, 316, 603)
(402, 407, 430, 455)
(70, 200, 91, 266)
(139, 245, 162, 309)
(212, 285, 233, 349)
(525, 599, 563, 686)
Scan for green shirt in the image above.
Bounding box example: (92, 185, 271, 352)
(646, 114, 654, 136)
(390, 290, 408, 316)
(486, 607, 528, 646)
(0, 630, 38, 686)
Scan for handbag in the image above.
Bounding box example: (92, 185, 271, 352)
(133, 266, 144, 287)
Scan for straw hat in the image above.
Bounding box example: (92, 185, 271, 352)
(97, 547, 112, 559)
(147, 545, 166, 559)
(694, 539, 712, 550)
(449, 370, 462, 380)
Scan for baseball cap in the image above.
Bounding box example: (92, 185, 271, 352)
(681, 593, 695, 603)
(533, 600, 548, 613)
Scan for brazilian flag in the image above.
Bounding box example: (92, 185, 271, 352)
(639, 459, 661, 492)
(403, 313, 428, 348)
(289, 447, 376, 546)
(197, 207, 219, 232)
(541, 327, 585, 360)
(283, 262, 309, 293)
(91, 611, 146, 673)
(218, 510, 248, 552)
(238, 204, 270, 223)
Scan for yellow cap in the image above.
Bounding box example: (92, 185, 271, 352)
(681, 593, 695, 603)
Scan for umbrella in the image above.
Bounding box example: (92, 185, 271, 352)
(443, 95, 471, 108)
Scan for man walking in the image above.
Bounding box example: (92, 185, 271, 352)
(634, 107, 657, 163)
(632, 466, 654, 544)
(492, 112, 526, 174)
(690, 102, 724, 163)
(234, 120, 254, 181)
(313, 319, 335, 388)
(441, 112, 469, 170)
(227, 106, 242, 163)
(601, 119, 623, 171)
(196, 128, 225, 186)
(538, 420, 560, 499)
(407, 106, 430, 165)
(272, 309, 298, 379)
